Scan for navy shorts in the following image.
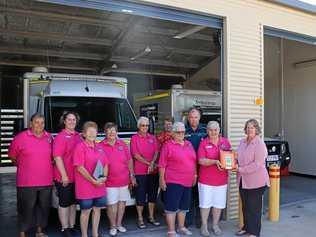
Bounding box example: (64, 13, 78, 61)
(134, 174, 159, 206)
(78, 196, 107, 210)
(164, 183, 192, 213)
(55, 182, 76, 207)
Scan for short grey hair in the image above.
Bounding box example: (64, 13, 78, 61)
(137, 116, 149, 128)
(172, 122, 185, 132)
(207, 121, 220, 131)
(188, 108, 201, 118)
(244, 118, 261, 135)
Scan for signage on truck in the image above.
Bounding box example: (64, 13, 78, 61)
(193, 97, 218, 106)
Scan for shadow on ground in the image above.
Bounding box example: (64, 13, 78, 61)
(1, 172, 315, 236)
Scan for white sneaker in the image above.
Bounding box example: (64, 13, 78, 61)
(117, 226, 127, 233)
(109, 228, 117, 236)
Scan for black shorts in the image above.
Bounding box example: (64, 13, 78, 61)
(55, 182, 76, 207)
(17, 186, 52, 232)
(134, 174, 159, 206)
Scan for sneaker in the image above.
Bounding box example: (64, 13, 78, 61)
(116, 226, 127, 233)
(200, 225, 210, 237)
(109, 228, 117, 236)
(177, 227, 193, 236)
(212, 225, 223, 236)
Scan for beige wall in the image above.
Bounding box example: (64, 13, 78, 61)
(141, 0, 316, 219)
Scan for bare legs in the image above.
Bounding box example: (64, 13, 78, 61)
(58, 205, 76, 230)
(107, 201, 126, 228)
(80, 207, 102, 237)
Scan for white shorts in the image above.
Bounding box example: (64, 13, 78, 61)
(198, 182, 227, 209)
(106, 186, 131, 205)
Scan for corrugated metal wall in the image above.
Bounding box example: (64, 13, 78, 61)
(226, 20, 264, 220)
(143, 0, 316, 219)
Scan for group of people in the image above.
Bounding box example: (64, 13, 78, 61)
(9, 108, 270, 237)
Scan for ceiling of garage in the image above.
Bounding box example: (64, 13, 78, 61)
(0, 0, 221, 78)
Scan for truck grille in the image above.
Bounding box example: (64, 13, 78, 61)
(0, 109, 24, 166)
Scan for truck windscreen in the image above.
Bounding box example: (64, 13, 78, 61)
(44, 96, 137, 133)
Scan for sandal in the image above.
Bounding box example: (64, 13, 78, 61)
(177, 227, 193, 236)
(148, 217, 161, 226)
(212, 225, 222, 236)
(235, 229, 247, 236)
(137, 219, 147, 229)
(200, 225, 210, 237)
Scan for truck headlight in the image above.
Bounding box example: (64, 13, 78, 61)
(281, 144, 286, 154)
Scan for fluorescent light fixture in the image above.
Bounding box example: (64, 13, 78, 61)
(122, 9, 133, 13)
(100, 64, 118, 74)
(173, 25, 206, 39)
(130, 46, 152, 61)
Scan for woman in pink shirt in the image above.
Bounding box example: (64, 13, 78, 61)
(53, 111, 81, 236)
(159, 122, 197, 237)
(9, 113, 53, 237)
(98, 122, 136, 236)
(130, 116, 160, 229)
(197, 121, 231, 236)
(236, 119, 270, 237)
(73, 122, 108, 237)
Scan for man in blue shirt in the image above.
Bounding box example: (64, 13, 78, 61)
(185, 109, 207, 152)
(185, 108, 206, 227)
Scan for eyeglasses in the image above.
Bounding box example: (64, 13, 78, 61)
(175, 131, 185, 134)
(140, 124, 149, 127)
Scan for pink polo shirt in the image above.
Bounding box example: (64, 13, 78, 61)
(53, 129, 82, 183)
(159, 140, 197, 187)
(8, 129, 53, 187)
(198, 137, 231, 186)
(237, 136, 270, 189)
(97, 139, 131, 187)
(130, 133, 159, 175)
(73, 141, 108, 200)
